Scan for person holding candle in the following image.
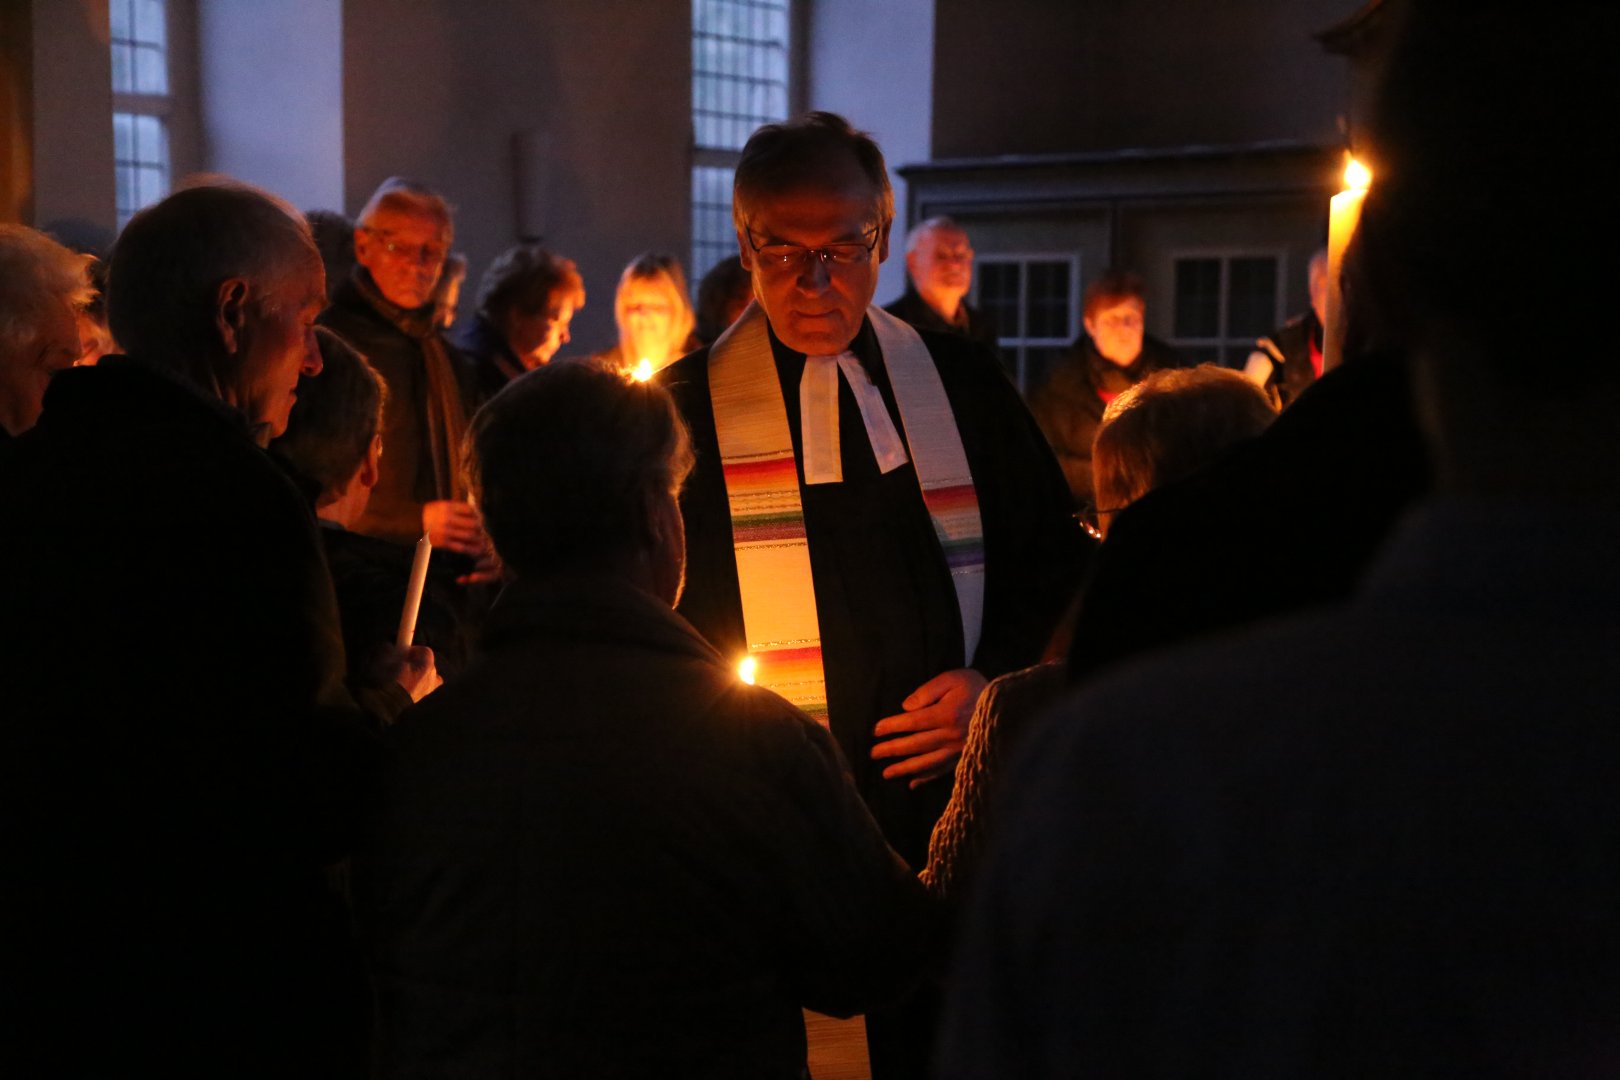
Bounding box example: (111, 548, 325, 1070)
(319, 177, 490, 574)
(588, 251, 700, 377)
(943, 2, 1620, 1075)
(0, 181, 436, 1076)
(453, 243, 586, 404)
(354, 361, 932, 1078)
(662, 111, 1086, 1078)
(272, 327, 467, 689)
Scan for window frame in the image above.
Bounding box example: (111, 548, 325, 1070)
(972, 252, 1081, 395)
(110, 0, 175, 229)
(1166, 247, 1288, 366)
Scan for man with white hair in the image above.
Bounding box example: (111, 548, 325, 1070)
(320, 177, 487, 565)
(1, 181, 435, 1078)
(883, 215, 998, 353)
(0, 224, 93, 438)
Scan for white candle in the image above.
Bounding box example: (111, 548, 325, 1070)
(396, 533, 433, 648)
(1323, 157, 1371, 372)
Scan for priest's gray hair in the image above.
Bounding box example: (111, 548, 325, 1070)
(466, 362, 694, 579)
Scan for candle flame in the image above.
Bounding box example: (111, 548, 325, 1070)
(1343, 157, 1371, 192)
(737, 655, 758, 685)
(632, 358, 654, 383)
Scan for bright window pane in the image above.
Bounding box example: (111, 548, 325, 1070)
(133, 44, 167, 95)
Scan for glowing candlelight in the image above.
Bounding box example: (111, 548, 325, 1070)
(631, 357, 654, 382)
(396, 533, 432, 647)
(1323, 155, 1371, 372)
(737, 655, 758, 685)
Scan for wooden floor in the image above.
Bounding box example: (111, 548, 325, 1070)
(805, 1010, 870, 1080)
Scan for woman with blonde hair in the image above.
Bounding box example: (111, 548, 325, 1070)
(591, 252, 699, 377)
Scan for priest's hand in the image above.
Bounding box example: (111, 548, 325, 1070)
(423, 499, 486, 557)
(871, 668, 988, 789)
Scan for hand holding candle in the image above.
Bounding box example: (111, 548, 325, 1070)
(397, 533, 433, 648)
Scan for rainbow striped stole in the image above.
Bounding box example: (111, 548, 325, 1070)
(708, 302, 987, 722)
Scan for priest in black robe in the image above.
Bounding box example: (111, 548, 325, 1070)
(662, 112, 1086, 1080)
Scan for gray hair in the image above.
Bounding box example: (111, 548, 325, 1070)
(0, 225, 94, 361)
(356, 176, 454, 232)
(466, 362, 693, 579)
(905, 215, 966, 256)
(732, 111, 894, 234)
(107, 180, 320, 371)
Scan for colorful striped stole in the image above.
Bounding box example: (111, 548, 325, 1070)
(708, 302, 986, 721)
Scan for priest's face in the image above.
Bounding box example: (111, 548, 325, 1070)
(737, 155, 890, 356)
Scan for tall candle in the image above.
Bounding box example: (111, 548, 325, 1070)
(1323, 157, 1371, 372)
(396, 533, 433, 647)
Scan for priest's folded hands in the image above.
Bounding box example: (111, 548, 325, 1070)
(871, 667, 989, 788)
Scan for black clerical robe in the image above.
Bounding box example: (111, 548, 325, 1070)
(664, 318, 1087, 867)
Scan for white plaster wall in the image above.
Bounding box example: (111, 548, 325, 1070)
(341, 0, 692, 351)
(804, 0, 934, 305)
(198, 0, 344, 214)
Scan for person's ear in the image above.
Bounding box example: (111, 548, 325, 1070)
(876, 220, 892, 266)
(215, 278, 250, 355)
(360, 435, 382, 490)
(736, 228, 755, 272)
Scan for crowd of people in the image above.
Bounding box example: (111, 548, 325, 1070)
(1, 2, 1615, 1076)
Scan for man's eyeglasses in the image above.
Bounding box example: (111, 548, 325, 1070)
(361, 227, 448, 268)
(744, 223, 881, 272)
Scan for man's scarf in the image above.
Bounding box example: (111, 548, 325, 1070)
(351, 269, 469, 501)
(708, 302, 986, 723)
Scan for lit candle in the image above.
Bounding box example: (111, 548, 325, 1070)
(1323, 156, 1371, 372)
(396, 533, 433, 647)
(737, 655, 758, 685)
(632, 357, 654, 383)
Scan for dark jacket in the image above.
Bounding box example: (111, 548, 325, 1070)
(1252, 309, 1323, 408)
(451, 313, 523, 409)
(0, 358, 380, 1078)
(355, 574, 933, 1079)
(665, 319, 1089, 870)
(319, 273, 475, 544)
(883, 285, 1000, 355)
(1027, 333, 1190, 507)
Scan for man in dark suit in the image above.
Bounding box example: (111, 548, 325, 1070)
(1, 182, 434, 1078)
(944, 3, 1620, 1076)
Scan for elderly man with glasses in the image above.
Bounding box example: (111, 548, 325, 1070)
(662, 111, 1087, 1080)
(320, 177, 488, 572)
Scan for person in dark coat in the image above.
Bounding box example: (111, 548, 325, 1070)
(319, 177, 488, 567)
(1243, 247, 1327, 408)
(452, 244, 585, 405)
(882, 216, 998, 354)
(663, 111, 1087, 1079)
(272, 328, 470, 687)
(354, 362, 934, 1078)
(943, 5, 1620, 1075)
(0, 182, 436, 1078)
(1028, 269, 1191, 508)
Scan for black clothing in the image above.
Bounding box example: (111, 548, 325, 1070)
(0, 358, 378, 1077)
(883, 285, 1000, 355)
(1066, 349, 1432, 684)
(665, 318, 1087, 871)
(1253, 309, 1323, 408)
(355, 573, 932, 1078)
(945, 501, 1620, 1078)
(451, 313, 524, 408)
(1027, 333, 1191, 507)
(321, 523, 474, 685)
(319, 270, 475, 544)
